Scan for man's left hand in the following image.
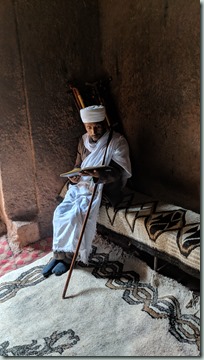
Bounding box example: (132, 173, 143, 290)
(81, 170, 100, 178)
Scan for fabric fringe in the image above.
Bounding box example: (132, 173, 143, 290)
(93, 233, 133, 263)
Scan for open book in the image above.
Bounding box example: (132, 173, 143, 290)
(60, 165, 113, 178)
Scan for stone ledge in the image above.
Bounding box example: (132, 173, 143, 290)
(7, 220, 40, 253)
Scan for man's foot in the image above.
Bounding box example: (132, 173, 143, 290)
(52, 261, 71, 276)
(42, 258, 59, 277)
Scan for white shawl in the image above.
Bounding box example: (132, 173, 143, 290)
(82, 130, 131, 185)
(52, 131, 131, 263)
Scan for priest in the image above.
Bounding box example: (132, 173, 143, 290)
(42, 105, 132, 277)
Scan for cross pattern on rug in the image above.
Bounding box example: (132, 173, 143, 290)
(0, 329, 80, 356)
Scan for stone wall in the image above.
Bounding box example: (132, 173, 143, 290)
(99, 0, 200, 212)
(0, 0, 200, 243)
(0, 0, 102, 239)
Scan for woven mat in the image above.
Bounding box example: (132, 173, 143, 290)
(0, 234, 200, 357)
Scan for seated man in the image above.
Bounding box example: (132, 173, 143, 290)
(42, 105, 132, 277)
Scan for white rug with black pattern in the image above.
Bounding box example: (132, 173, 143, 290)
(0, 234, 200, 357)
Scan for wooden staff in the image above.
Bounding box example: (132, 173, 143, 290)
(62, 84, 86, 298)
(72, 87, 85, 109)
(69, 83, 85, 111)
(85, 80, 111, 127)
(62, 182, 98, 299)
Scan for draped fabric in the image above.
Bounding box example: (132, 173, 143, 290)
(52, 130, 132, 264)
(82, 131, 131, 185)
(80, 105, 106, 123)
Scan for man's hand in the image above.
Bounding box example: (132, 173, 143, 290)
(80, 166, 118, 184)
(69, 175, 81, 184)
(81, 169, 100, 178)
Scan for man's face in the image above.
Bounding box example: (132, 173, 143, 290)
(84, 121, 107, 142)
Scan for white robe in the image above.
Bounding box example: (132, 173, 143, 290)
(52, 130, 132, 263)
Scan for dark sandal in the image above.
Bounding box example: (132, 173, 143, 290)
(42, 258, 60, 277)
(52, 261, 70, 276)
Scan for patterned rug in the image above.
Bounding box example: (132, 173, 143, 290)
(0, 235, 52, 277)
(98, 191, 200, 277)
(0, 234, 200, 357)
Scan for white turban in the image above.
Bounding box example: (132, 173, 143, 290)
(80, 105, 106, 123)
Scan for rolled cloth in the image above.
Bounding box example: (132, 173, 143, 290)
(80, 105, 106, 123)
